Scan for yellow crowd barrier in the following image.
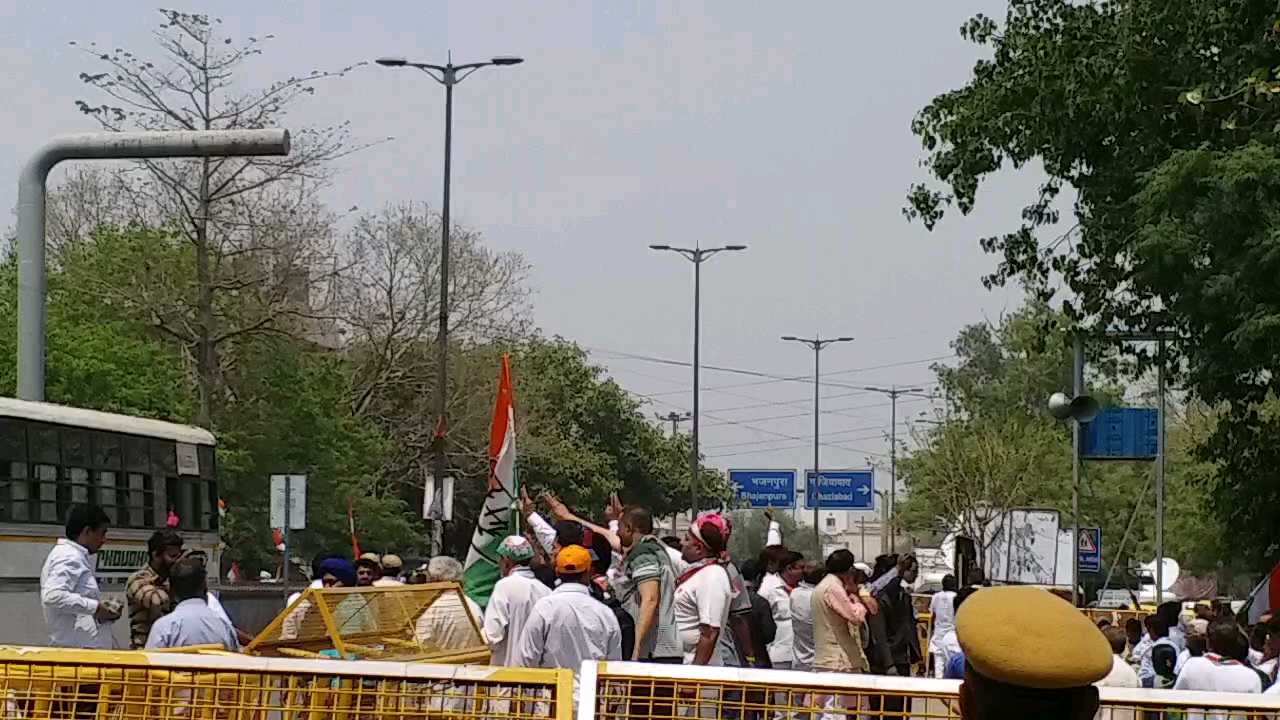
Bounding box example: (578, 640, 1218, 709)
(0, 646, 574, 720)
(579, 660, 1280, 719)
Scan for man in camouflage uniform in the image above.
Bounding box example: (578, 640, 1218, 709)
(127, 529, 184, 649)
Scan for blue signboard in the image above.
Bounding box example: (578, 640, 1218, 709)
(729, 469, 796, 509)
(803, 469, 874, 510)
(1078, 527, 1102, 573)
(1081, 408, 1158, 460)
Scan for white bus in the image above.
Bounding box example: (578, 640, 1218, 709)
(0, 398, 218, 647)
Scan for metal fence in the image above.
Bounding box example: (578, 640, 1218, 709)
(0, 646, 573, 720)
(579, 660, 1280, 719)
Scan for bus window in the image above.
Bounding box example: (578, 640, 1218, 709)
(5, 462, 28, 523)
(97, 470, 118, 525)
(34, 464, 57, 523)
(125, 473, 154, 529)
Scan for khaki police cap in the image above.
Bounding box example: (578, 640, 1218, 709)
(956, 586, 1112, 690)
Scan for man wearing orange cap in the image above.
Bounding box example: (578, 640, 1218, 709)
(515, 545, 622, 703)
(955, 586, 1113, 719)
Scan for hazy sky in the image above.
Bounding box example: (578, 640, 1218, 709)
(1, 2, 1036, 503)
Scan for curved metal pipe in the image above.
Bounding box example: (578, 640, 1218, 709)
(16, 129, 290, 401)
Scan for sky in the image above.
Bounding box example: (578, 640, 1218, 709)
(0, 2, 1038, 506)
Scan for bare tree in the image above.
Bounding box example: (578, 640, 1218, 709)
(338, 202, 533, 491)
(72, 9, 375, 425)
(898, 415, 1068, 575)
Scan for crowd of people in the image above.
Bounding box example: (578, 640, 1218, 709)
(36, 500, 1280, 719)
(1094, 599, 1280, 699)
(40, 505, 248, 652)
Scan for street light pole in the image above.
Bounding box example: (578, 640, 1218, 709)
(377, 53, 523, 554)
(651, 244, 747, 519)
(862, 385, 923, 552)
(782, 335, 854, 551)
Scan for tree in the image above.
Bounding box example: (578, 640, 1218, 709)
(73, 9, 366, 425)
(217, 335, 418, 571)
(900, 301, 1226, 579)
(906, 0, 1279, 570)
(440, 339, 724, 554)
(728, 510, 820, 566)
(899, 415, 1068, 573)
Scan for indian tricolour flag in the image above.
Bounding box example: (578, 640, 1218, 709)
(463, 354, 517, 608)
(1247, 560, 1280, 625)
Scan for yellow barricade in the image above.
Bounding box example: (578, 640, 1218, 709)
(579, 660, 1280, 719)
(0, 646, 574, 720)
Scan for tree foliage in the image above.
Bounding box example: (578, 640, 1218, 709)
(907, 0, 1280, 571)
(899, 302, 1227, 581)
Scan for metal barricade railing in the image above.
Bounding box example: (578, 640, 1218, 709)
(579, 660, 1280, 719)
(0, 646, 574, 720)
(1085, 607, 1150, 628)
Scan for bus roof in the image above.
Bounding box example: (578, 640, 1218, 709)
(0, 398, 215, 446)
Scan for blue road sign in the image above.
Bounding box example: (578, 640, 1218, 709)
(729, 469, 797, 509)
(1081, 408, 1158, 460)
(1078, 527, 1102, 573)
(804, 469, 874, 510)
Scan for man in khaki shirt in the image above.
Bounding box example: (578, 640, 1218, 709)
(811, 549, 873, 717)
(126, 529, 184, 649)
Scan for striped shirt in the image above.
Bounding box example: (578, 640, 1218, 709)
(126, 564, 172, 649)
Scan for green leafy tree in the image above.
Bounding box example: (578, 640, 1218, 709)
(901, 302, 1224, 578)
(907, 0, 1276, 570)
(728, 510, 820, 565)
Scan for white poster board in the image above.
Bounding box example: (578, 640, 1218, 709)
(1005, 509, 1060, 585)
(269, 474, 307, 530)
(423, 475, 454, 522)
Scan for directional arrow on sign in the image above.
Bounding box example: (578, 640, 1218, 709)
(857, 485, 871, 495)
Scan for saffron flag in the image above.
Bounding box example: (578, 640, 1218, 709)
(462, 355, 517, 607)
(1247, 560, 1280, 625)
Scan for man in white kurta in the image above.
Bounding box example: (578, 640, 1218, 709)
(483, 537, 550, 666)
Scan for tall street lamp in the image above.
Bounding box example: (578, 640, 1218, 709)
(651, 244, 747, 519)
(861, 384, 923, 551)
(377, 53, 523, 553)
(782, 335, 854, 550)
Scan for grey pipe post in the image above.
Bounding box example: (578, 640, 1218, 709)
(1156, 338, 1166, 605)
(16, 129, 291, 401)
(1072, 335, 1084, 606)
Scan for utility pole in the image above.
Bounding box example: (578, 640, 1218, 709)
(656, 411, 692, 437)
(862, 385, 923, 552)
(782, 334, 854, 551)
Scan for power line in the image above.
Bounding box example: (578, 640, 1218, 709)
(701, 420, 910, 450)
(588, 347, 955, 396)
(702, 393, 937, 427)
(706, 433, 891, 459)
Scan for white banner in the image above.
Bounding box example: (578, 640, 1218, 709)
(424, 474, 454, 522)
(269, 474, 307, 529)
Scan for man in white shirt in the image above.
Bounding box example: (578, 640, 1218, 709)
(1095, 626, 1140, 720)
(928, 574, 959, 678)
(673, 519, 733, 665)
(414, 556, 484, 651)
(484, 536, 550, 666)
(1174, 618, 1262, 701)
(40, 505, 120, 648)
(757, 546, 803, 669)
(788, 562, 822, 671)
(515, 545, 622, 703)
